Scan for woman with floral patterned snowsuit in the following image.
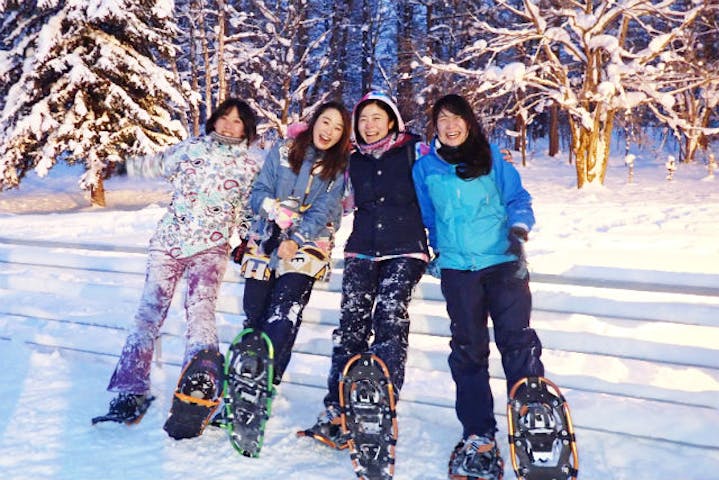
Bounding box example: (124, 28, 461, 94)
(97, 99, 262, 424)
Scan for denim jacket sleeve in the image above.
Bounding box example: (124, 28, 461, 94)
(412, 155, 438, 252)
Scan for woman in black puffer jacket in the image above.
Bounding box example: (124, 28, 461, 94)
(300, 90, 428, 448)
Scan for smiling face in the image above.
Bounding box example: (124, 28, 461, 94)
(213, 107, 246, 139)
(357, 103, 395, 144)
(312, 108, 345, 151)
(436, 108, 469, 147)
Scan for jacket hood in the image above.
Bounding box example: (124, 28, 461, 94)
(352, 91, 406, 145)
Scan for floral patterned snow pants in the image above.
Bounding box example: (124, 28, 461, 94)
(107, 245, 228, 395)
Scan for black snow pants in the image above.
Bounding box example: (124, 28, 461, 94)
(441, 261, 544, 438)
(243, 272, 315, 384)
(324, 256, 426, 406)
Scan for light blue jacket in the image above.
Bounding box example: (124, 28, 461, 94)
(412, 140, 534, 271)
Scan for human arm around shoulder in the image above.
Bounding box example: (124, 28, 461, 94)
(492, 144, 535, 232)
(249, 142, 281, 216)
(412, 156, 438, 252)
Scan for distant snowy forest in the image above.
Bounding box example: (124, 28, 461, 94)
(1, 0, 717, 204)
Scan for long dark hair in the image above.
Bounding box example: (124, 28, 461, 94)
(206, 98, 258, 146)
(288, 101, 351, 181)
(431, 94, 492, 179)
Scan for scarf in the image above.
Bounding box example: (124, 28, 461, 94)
(357, 133, 401, 158)
(210, 131, 247, 146)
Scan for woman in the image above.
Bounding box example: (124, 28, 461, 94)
(412, 94, 544, 480)
(95, 98, 262, 427)
(239, 101, 350, 387)
(301, 91, 428, 448)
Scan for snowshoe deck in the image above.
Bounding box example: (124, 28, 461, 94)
(340, 353, 398, 480)
(507, 376, 579, 480)
(163, 349, 223, 440)
(221, 328, 275, 457)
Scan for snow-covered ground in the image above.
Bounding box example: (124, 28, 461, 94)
(0, 145, 718, 480)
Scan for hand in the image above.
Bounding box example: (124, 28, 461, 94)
(231, 238, 248, 264)
(507, 226, 528, 257)
(261, 197, 300, 230)
(501, 148, 514, 164)
(274, 203, 299, 230)
(277, 239, 299, 260)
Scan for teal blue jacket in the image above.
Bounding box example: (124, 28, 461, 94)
(412, 140, 535, 271)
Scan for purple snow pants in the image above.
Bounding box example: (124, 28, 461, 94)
(107, 245, 228, 395)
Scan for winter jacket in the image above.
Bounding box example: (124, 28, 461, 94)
(127, 133, 262, 259)
(248, 139, 345, 264)
(412, 139, 535, 271)
(345, 133, 429, 257)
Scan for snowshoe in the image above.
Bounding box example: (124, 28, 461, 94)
(297, 404, 349, 450)
(340, 353, 398, 480)
(507, 376, 579, 480)
(448, 434, 504, 480)
(92, 392, 155, 425)
(163, 349, 224, 440)
(220, 328, 275, 457)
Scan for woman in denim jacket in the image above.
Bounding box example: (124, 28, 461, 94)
(240, 101, 351, 386)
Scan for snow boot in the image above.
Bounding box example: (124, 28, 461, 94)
(448, 434, 504, 480)
(92, 392, 155, 425)
(297, 404, 349, 450)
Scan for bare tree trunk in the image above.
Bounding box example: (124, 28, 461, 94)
(196, 3, 213, 117)
(327, 2, 350, 100)
(549, 102, 559, 157)
(396, 2, 415, 126)
(573, 111, 614, 188)
(188, 2, 201, 136)
(217, 0, 227, 103)
(360, 0, 380, 93)
(90, 174, 106, 207)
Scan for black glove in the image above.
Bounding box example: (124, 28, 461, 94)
(507, 226, 528, 257)
(260, 222, 282, 255)
(231, 238, 249, 264)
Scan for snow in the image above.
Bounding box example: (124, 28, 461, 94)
(0, 145, 718, 479)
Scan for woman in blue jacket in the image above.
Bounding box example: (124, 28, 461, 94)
(412, 94, 544, 480)
(239, 101, 351, 386)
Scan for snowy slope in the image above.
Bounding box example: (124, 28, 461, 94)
(0, 153, 718, 479)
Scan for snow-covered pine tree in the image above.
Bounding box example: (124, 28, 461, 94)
(0, 0, 187, 206)
(1, 1, 59, 113)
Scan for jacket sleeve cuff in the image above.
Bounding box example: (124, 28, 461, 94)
(289, 230, 307, 246)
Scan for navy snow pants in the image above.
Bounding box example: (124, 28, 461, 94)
(324, 256, 426, 406)
(243, 272, 315, 384)
(441, 261, 544, 438)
